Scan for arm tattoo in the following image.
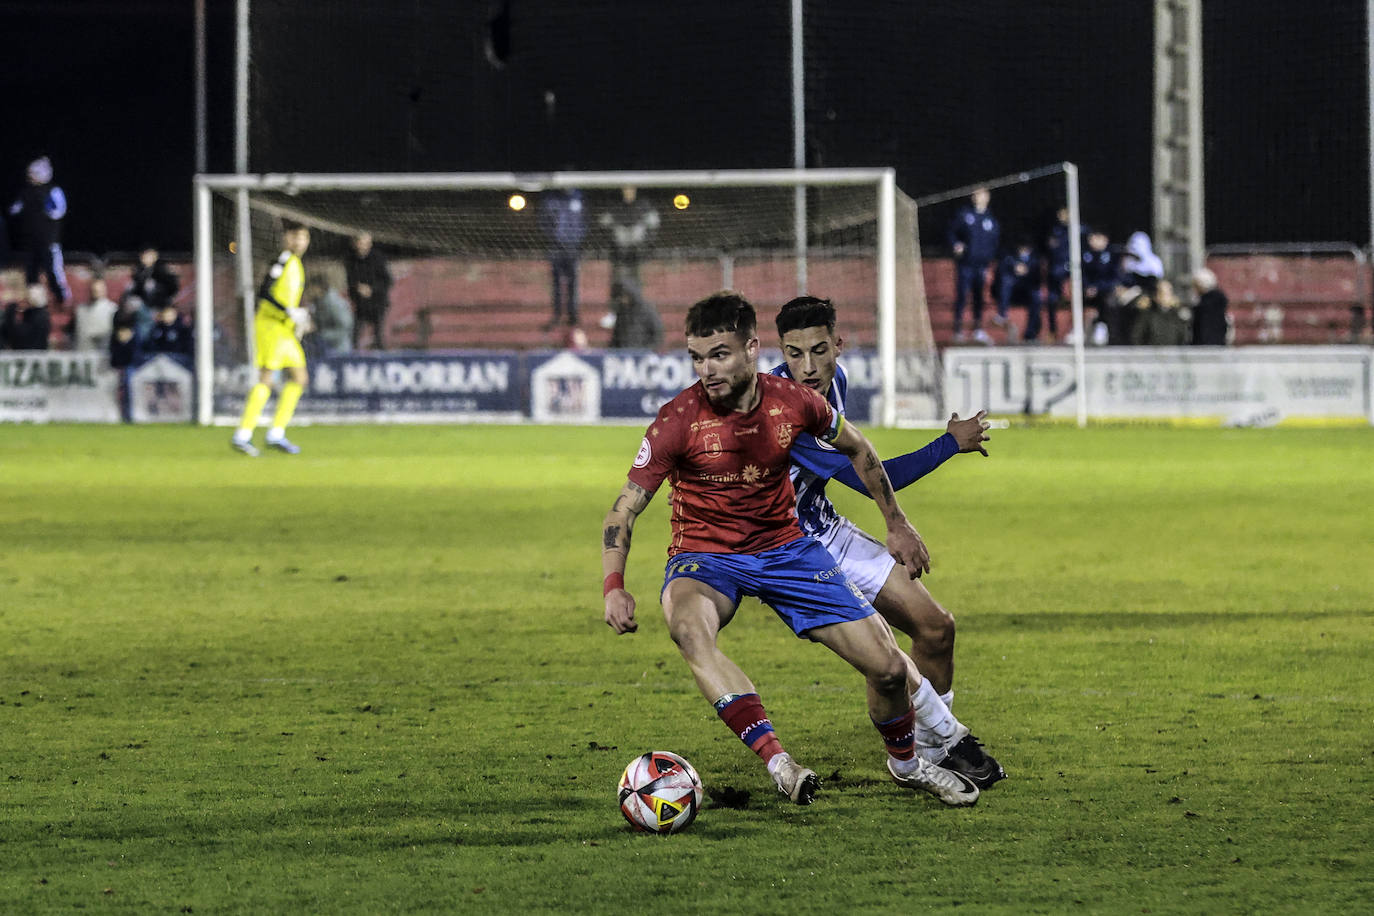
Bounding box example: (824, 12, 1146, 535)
(603, 525, 622, 550)
(625, 481, 652, 512)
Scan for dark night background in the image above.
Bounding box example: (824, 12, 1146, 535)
(1, 0, 1368, 255)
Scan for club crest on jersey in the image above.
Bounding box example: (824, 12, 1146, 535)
(775, 424, 793, 449)
(703, 432, 722, 458)
(633, 437, 652, 468)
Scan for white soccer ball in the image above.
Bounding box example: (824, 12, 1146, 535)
(617, 751, 703, 835)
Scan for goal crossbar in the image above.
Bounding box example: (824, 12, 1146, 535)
(194, 168, 898, 194)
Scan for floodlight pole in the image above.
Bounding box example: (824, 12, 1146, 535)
(790, 0, 807, 295)
(194, 0, 206, 175)
(1368, 0, 1374, 260)
(235, 0, 256, 365)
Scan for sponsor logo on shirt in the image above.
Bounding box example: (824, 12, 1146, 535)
(699, 467, 773, 485)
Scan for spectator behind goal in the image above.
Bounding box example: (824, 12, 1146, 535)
(1128, 278, 1188, 346)
(72, 277, 119, 353)
(146, 304, 195, 358)
(304, 275, 353, 358)
(345, 233, 392, 350)
(129, 247, 180, 313)
(1190, 268, 1229, 346)
(1, 283, 53, 350)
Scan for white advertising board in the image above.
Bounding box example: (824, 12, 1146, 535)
(0, 352, 122, 423)
(944, 346, 1372, 424)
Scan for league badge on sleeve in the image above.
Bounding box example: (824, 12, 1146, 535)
(633, 437, 652, 468)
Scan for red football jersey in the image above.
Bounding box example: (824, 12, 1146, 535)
(627, 373, 843, 555)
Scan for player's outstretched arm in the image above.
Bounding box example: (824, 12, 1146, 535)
(824, 408, 991, 497)
(946, 410, 991, 456)
(602, 480, 653, 635)
(830, 421, 931, 578)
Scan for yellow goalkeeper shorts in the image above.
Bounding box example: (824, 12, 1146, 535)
(254, 314, 306, 370)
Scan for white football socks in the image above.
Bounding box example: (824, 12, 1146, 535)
(912, 678, 961, 758)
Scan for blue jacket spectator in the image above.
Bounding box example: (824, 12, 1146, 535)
(1080, 232, 1120, 345)
(145, 306, 194, 359)
(946, 187, 1001, 341)
(1040, 208, 1089, 341)
(539, 188, 587, 327)
(1043, 208, 1090, 291)
(8, 157, 71, 304)
(539, 188, 587, 255)
(1081, 233, 1120, 299)
(996, 242, 1049, 342)
(948, 201, 1001, 265)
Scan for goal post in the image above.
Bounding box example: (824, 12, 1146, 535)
(192, 168, 938, 427)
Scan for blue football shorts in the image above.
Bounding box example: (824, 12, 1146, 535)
(660, 536, 876, 637)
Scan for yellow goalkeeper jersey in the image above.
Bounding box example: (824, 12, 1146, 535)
(257, 250, 305, 329)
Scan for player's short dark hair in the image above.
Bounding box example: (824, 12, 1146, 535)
(775, 296, 836, 336)
(685, 290, 756, 341)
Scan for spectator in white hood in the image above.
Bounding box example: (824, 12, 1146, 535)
(1122, 231, 1164, 287)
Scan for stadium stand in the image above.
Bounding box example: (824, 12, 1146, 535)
(12, 252, 1366, 352)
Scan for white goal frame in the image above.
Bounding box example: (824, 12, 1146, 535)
(193, 168, 911, 427)
(190, 170, 912, 428)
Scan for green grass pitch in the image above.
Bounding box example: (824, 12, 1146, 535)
(2, 423, 1371, 913)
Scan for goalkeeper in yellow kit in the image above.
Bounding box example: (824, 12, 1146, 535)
(231, 224, 311, 456)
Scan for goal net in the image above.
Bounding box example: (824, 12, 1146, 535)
(193, 169, 939, 427)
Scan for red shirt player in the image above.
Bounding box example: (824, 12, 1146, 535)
(600, 291, 980, 808)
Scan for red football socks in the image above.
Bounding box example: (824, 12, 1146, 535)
(874, 706, 917, 760)
(715, 693, 784, 764)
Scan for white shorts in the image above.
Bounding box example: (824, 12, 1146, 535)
(812, 516, 896, 603)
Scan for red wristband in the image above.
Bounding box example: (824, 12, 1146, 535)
(603, 572, 625, 596)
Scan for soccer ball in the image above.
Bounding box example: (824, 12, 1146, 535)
(617, 751, 703, 835)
